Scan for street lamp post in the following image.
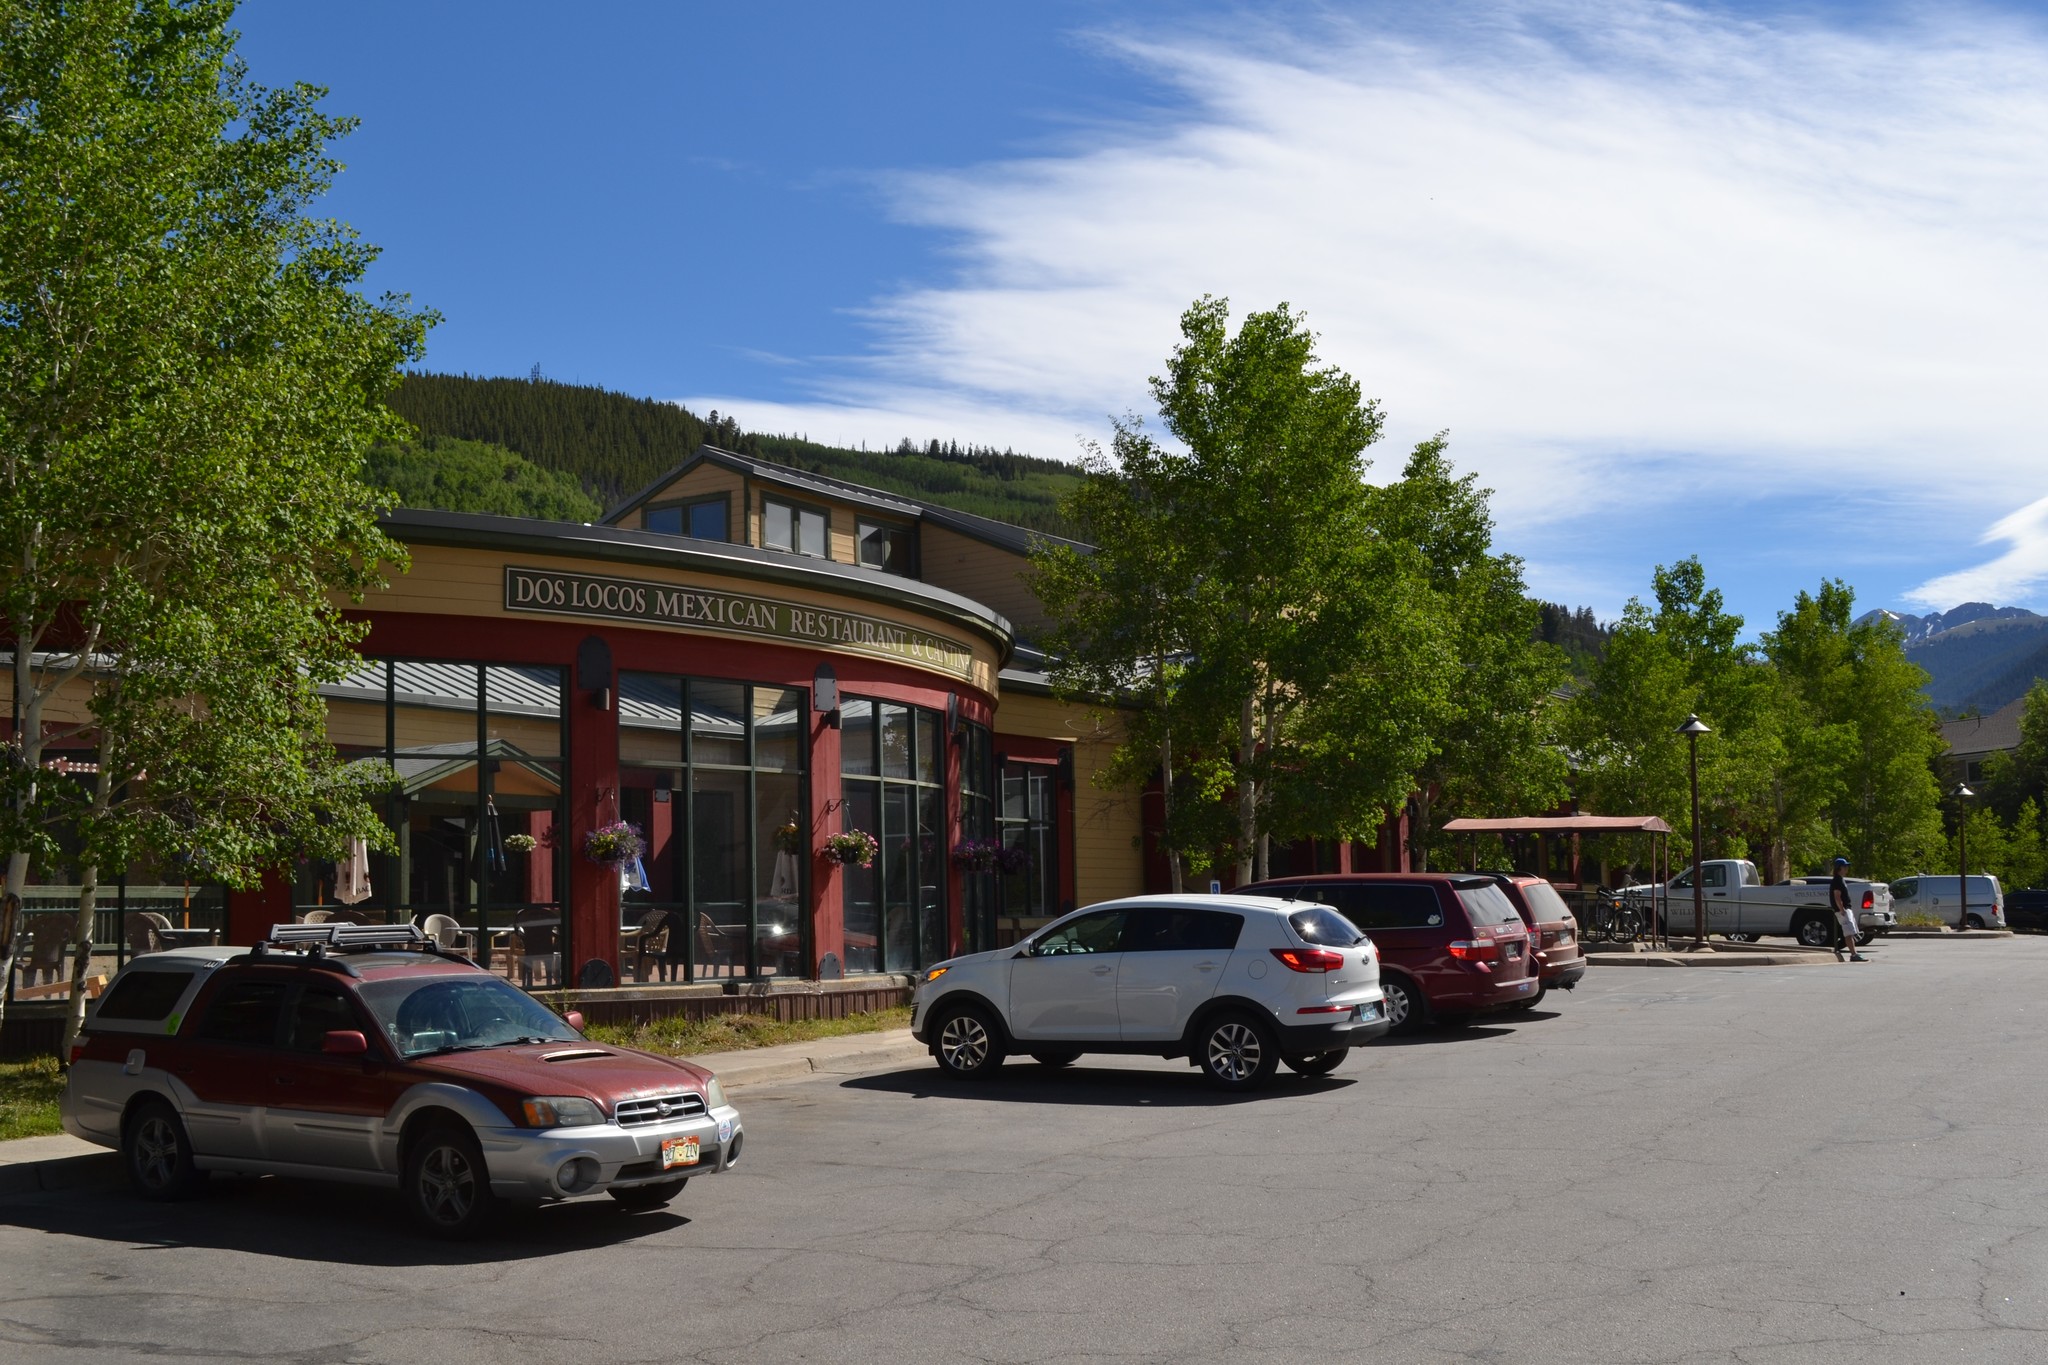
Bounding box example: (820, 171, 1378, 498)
(1954, 782, 1974, 933)
(1678, 714, 1712, 951)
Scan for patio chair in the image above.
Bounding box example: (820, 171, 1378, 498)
(126, 912, 173, 957)
(300, 909, 334, 924)
(22, 913, 76, 986)
(697, 912, 742, 978)
(516, 924, 559, 989)
(421, 913, 470, 954)
(630, 909, 667, 983)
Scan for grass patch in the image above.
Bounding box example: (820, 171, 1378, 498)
(583, 1006, 912, 1059)
(1896, 911, 1948, 929)
(0, 1056, 65, 1142)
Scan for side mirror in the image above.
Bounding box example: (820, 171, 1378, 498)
(322, 1030, 369, 1056)
(566, 1010, 586, 1032)
(1014, 941, 1035, 958)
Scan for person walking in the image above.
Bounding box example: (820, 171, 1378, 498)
(1830, 856, 1867, 962)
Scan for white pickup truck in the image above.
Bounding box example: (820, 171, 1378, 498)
(1623, 859, 1895, 947)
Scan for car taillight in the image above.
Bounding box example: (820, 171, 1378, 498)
(1862, 891, 1873, 909)
(68, 1038, 88, 1066)
(1271, 947, 1345, 973)
(1447, 940, 1497, 962)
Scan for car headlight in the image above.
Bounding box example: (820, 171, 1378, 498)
(923, 965, 950, 984)
(705, 1077, 728, 1110)
(520, 1096, 605, 1128)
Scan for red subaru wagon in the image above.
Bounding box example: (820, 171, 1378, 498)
(61, 924, 744, 1238)
(1239, 874, 1537, 1031)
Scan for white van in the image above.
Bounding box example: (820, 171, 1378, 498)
(1890, 874, 2005, 929)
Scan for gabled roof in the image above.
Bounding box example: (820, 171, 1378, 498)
(1941, 696, 2028, 758)
(602, 445, 1090, 560)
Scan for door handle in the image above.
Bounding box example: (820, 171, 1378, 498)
(1091, 965, 1113, 976)
(1196, 962, 1218, 972)
(273, 1076, 295, 1087)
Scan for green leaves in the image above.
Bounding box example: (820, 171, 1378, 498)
(2, 0, 427, 900)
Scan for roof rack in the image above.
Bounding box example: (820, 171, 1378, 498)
(242, 922, 481, 972)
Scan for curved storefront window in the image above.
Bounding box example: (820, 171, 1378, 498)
(617, 673, 808, 983)
(840, 698, 947, 974)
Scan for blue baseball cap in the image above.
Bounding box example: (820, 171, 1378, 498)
(1833, 856, 1849, 866)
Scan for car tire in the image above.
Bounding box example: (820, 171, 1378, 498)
(122, 1100, 206, 1201)
(1029, 1051, 1080, 1068)
(609, 1178, 687, 1211)
(404, 1123, 496, 1240)
(1380, 975, 1425, 1034)
(1282, 1049, 1348, 1077)
(1794, 915, 1835, 949)
(1725, 932, 1757, 943)
(931, 1003, 1006, 1080)
(1197, 1011, 1280, 1091)
(1508, 985, 1548, 1011)
(1964, 915, 1986, 931)
(1856, 932, 1875, 947)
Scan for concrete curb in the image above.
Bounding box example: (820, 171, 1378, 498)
(1584, 950, 1831, 968)
(1882, 929, 2013, 939)
(695, 1029, 927, 1089)
(0, 1135, 117, 1198)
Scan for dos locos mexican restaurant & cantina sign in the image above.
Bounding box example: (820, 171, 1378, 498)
(503, 566, 976, 680)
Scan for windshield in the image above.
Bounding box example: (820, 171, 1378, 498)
(1290, 906, 1366, 947)
(358, 975, 582, 1058)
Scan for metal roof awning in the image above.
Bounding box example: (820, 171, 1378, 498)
(1441, 815, 1673, 836)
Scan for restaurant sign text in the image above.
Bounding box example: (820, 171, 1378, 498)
(503, 566, 976, 679)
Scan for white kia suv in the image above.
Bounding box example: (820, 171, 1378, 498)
(909, 895, 1389, 1091)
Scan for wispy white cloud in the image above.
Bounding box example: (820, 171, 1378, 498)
(1906, 494, 2048, 607)
(684, 1, 2048, 608)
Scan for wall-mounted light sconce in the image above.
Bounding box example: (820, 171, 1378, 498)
(946, 692, 961, 739)
(576, 636, 613, 712)
(813, 662, 840, 730)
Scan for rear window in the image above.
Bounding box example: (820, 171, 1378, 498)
(1289, 907, 1365, 947)
(1517, 881, 1573, 923)
(1294, 883, 1443, 930)
(94, 970, 194, 1023)
(1455, 883, 1524, 928)
(194, 980, 288, 1046)
(1124, 908, 1245, 952)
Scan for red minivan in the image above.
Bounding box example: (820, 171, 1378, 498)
(1489, 874, 1586, 1007)
(1240, 874, 1537, 1032)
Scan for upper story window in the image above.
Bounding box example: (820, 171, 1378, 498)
(763, 498, 827, 558)
(644, 497, 728, 542)
(857, 519, 915, 576)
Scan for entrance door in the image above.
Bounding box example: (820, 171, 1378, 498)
(1008, 909, 1127, 1041)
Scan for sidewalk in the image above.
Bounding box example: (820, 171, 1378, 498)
(0, 1027, 930, 1197)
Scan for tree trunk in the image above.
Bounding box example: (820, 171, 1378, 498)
(2, 607, 49, 1036)
(1157, 655, 1183, 895)
(1235, 692, 1256, 887)
(63, 762, 117, 1060)
(1412, 790, 1432, 872)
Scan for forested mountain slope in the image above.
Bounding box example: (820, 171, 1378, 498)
(383, 372, 1084, 535)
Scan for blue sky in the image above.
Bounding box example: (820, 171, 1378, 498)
(236, 1, 2048, 631)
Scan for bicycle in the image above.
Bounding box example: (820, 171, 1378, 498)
(1584, 887, 1647, 944)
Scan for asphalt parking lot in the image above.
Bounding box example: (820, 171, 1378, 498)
(3, 936, 2045, 1364)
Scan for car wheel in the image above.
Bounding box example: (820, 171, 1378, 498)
(1380, 976, 1424, 1034)
(1508, 985, 1549, 1011)
(1725, 932, 1757, 943)
(1856, 932, 1875, 947)
(1029, 1051, 1080, 1068)
(1964, 915, 1986, 931)
(931, 1003, 1006, 1080)
(1794, 915, 1835, 949)
(1282, 1049, 1348, 1077)
(1198, 1011, 1280, 1091)
(404, 1124, 495, 1239)
(123, 1100, 206, 1201)
(610, 1178, 687, 1211)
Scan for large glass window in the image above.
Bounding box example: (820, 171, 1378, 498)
(840, 698, 947, 973)
(960, 722, 996, 953)
(618, 673, 808, 983)
(997, 758, 1061, 944)
(645, 497, 729, 542)
(306, 659, 568, 993)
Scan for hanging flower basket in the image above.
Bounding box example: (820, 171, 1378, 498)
(952, 839, 1002, 873)
(823, 829, 879, 868)
(582, 820, 645, 868)
(997, 843, 1032, 875)
(503, 833, 538, 854)
(773, 815, 803, 856)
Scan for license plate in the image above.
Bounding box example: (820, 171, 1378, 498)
(1356, 1002, 1380, 1021)
(1506, 942, 1523, 958)
(661, 1136, 701, 1170)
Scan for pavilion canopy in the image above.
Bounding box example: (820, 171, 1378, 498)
(1440, 815, 1672, 836)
